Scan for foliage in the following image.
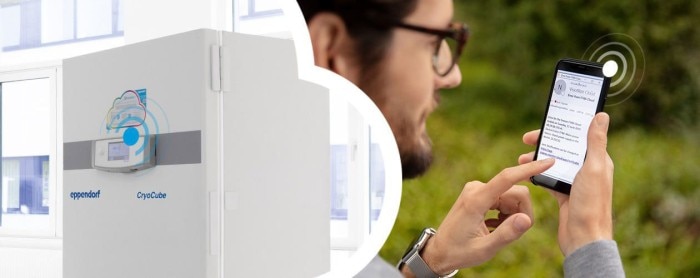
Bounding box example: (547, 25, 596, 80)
(451, 0, 700, 132)
(380, 109, 700, 277)
(380, 1, 700, 277)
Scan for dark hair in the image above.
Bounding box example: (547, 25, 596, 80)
(297, 0, 418, 72)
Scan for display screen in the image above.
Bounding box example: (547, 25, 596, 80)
(536, 70, 604, 184)
(108, 141, 130, 161)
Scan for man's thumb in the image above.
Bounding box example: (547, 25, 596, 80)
(485, 213, 532, 251)
(587, 112, 610, 159)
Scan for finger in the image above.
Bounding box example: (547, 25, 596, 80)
(492, 186, 534, 222)
(498, 212, 512, 220)
(481, 159, 555, 202)
(485, 218, 504, 229)
(482, 213, 532, 255)
(547, 188, 568, 206)
(522, 129, 540, 146)
(485, 211, 514, 228)
(518, 151, 535, 165)
(586, 113, 610, 161)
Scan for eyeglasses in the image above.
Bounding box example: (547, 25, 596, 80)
(393, 22, 469, 77)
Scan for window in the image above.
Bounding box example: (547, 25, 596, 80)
(2, 156, 50, 215)
(232, 0, 289, 37)
(331, 142, 385, 224)
(0, 68, 58, 237)
(368, 142, 385, 231)
(236, 0, 283, 19)
(0, 0, 123, 51)
(329, 100, 387, 254)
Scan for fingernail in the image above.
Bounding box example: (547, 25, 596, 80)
(513, 215, 531, 233)
(596, 113, 610, 130)
(539, 158, 555, 165)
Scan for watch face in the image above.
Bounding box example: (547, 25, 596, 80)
(399, 228, 435, 266)
(401, 238, 419, 260)
(398, 233, 420, 266)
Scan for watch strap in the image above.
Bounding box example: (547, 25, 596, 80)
(405, 249, 440, 278)
(398, 228, 459, 278)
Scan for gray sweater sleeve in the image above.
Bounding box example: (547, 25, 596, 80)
(564, 240, 625, 278)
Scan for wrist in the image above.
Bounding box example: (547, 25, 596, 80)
(398, 228, 458, 278)
(420, 237, 453, 275)
(565, 230, 613, 256)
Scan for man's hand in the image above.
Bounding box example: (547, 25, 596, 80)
(403, 158, 555, 277)
(518, 112, 614, 256)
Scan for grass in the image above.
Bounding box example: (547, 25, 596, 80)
(379, 91, 700, 277)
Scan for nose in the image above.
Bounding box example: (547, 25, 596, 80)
(435, 64, 462, 89)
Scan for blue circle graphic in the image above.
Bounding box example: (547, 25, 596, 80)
(123, 127, 140, 146)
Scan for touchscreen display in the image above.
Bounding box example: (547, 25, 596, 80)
(536, 70, 604, 184)
(108, 141, 130, 161)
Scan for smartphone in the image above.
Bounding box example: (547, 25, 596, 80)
(530, 58, 611, 194)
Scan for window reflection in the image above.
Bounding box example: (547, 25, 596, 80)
(2, 156, 50, 216)
(0, 0, 124, 51)
(0, 77, 52, 232)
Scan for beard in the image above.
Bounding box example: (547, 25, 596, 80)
(375, 98, 436, 179)
(358, 62, 435, 180)
(400, 142, 433, 179)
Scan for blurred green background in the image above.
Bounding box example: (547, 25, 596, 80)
(379, 0, 700, 277)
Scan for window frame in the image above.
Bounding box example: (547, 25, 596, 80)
(330, 103, 371, 251)
(1, 0, 124, 52)
(0, 65, 61, 238)
(231, 0, 288, 37)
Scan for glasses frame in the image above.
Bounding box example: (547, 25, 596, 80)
(393, 22, 470, 77)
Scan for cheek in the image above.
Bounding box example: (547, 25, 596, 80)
(381, 68, 436, 151)
(367, 40, 438, 144)
(378, 35, 436, 109)
(385, 56, 435, 112)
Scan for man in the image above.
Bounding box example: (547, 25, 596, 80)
(298, 0, 625, 277)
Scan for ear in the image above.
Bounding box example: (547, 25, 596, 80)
(306, 12, 360, 82)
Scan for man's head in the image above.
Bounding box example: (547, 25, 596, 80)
(299, 0, 465, 179)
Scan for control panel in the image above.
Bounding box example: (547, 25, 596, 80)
(92, 135, 156, 172)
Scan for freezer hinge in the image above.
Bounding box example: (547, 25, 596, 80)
(211, 45, 231, 92)
(211, 45, 222, 91)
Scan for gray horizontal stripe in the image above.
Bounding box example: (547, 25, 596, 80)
(64, 130, 201, 170)
(63, 140, 92, 170)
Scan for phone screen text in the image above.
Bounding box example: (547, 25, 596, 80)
(537, 70, 604, 184)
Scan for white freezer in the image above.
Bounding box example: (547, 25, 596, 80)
(63, 29, 330, 278)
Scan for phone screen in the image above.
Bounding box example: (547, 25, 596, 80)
(536, 69, 605, 184)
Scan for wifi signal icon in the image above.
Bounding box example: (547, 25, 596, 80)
(100, 90, 168, 167)
(582, 33, 646, 106)
(106, 109, 158, 166)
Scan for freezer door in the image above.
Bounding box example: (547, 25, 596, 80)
(63, 29, 218, 278)
(220, 32, 331, 277)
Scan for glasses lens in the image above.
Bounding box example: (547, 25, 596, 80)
(434, 37, 458, 76)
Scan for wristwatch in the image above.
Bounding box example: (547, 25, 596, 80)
(397, 228, 458, 278)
